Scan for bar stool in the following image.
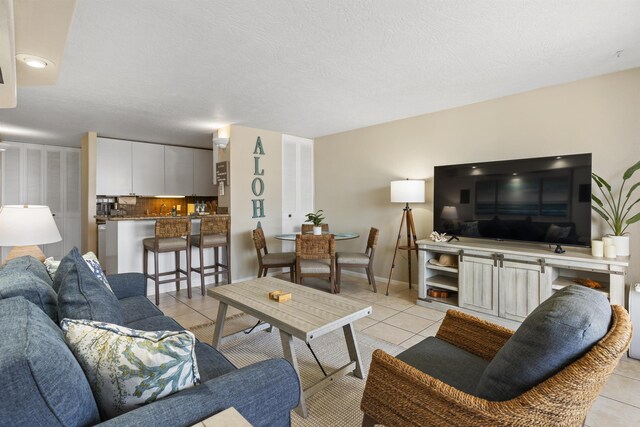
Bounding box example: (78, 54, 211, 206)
(191, 215, 231, 293)
(143, 218, 192, 305)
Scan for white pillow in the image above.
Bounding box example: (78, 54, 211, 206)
(61, 318, 200, 418)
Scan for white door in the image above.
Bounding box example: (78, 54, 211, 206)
(64, 149, 82, 254)
(24, 144, 44, 205)
(0, 144, 23, 260)
(281, 134, 313, 252)
(43, 147, 65, 258)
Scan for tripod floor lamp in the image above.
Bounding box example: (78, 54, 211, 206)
(386, 179, 425, 296)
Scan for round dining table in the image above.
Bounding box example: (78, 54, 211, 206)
(274, 232, 360, 241)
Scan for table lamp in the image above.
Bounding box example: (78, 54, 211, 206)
(386, 179, 425, 295)
(440, 205, 459, 232)
(0, 205, 62, 264)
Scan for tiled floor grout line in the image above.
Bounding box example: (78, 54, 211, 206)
(598, 394, 640, 411)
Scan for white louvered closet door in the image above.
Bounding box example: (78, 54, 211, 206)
(43, 148, 65, 259)
(63, 149, 82, 254)
(0, 142, 81, 260)
(281, 134, 314, 253)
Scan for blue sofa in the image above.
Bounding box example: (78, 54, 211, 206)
(0, 255, 300, 427)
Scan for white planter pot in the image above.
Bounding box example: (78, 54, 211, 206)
(313, 226, 322, 235)
(611, 235, 630, 257)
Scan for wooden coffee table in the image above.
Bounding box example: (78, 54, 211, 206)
(207, 277, 372, 418)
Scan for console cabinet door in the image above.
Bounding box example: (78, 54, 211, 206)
(459, 256, 499, 316)
(499, 261, 547, 322)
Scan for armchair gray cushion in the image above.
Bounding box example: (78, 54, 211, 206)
(396, 336, 489, 395)
(57, 247, 124, 325)
(476, 285, 611, 401)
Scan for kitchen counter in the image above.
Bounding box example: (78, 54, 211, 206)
(101, 214, 228, 293)
(95, 214, 222, 221)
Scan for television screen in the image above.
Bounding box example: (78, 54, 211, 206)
(433, 154, 592, 247)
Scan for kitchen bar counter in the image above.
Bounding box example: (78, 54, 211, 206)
(96, 214, 220, 221)
(102, 215, 229, 294)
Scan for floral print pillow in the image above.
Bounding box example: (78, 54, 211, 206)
(61, 318, 200, 418)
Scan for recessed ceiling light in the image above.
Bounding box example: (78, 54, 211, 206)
(16, 54, 55, 69)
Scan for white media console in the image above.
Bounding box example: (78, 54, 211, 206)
(417, 239, 628, 324)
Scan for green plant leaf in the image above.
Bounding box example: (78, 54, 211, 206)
(592, 173, 611, 192)
(627, 182, 640, 199)
(591, 194, 604, 207)
(623, 160, 640, 180)
(592, 205, 610, 221)
(626, 211, 640, 225)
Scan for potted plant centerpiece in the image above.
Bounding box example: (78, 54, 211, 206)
(592, 160, 640, 256)
(305, 210, 325, 235)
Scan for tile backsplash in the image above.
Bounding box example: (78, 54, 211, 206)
(114, 196, 217, 216)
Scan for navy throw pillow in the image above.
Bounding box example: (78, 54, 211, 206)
(57, 247, 124, 325)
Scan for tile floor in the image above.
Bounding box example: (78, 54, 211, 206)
(157, 274, 640, 427)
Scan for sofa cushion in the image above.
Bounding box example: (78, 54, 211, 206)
(120, 295, 164, 324)
(476, 285, 611, 401)
(126, 315, 237, 381)
(396, 336, 489, 395)
(0, 297, 100, 426)
(0, 256, 58, 322)
(57, 247, 124, 325)
(62, 318, 200, 418)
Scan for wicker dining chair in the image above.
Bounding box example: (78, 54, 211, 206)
(142, 218, 191, 305)
(336, 227, 378, 293)
(360, 297, 632, 427)
(252, 227, 296, 281)
(190, 215, 231, 292)
(301, 223, 329, 233)
(295, 233, 336, 293)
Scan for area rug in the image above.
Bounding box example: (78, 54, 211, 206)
(189, 323, 404, 427)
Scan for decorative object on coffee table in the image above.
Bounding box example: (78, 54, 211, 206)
(386, 179, 425, 295)
(0, 205, 62, 265)
(592, 160, 640, 256)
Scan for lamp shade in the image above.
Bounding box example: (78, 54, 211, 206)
(0, 205, 62, 246)
(441, 206, 459, 220)
(390, 180, 425, 203)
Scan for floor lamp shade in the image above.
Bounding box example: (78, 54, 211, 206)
(390, 180, 425, 203)
(0, 205, 61, 249)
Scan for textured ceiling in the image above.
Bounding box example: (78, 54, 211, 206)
(1, 0, 640, 147)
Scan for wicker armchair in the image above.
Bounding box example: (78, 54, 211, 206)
(361, 307, 632, 427)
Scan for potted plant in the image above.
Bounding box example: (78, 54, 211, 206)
(592, 160, 640, 256)
(305, 210, 325, 235)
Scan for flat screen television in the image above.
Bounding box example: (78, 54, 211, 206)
(433, 154, 592, 248)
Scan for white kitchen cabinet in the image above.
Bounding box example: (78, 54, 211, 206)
(96, 138, 132, 195)
(165, 145, 193, 195)
(193, 149, 215, 196)
(132, 142, 165, 195)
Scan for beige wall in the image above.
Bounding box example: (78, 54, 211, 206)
(315, 67, 640, 286)
(227, 125, 283, 281)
